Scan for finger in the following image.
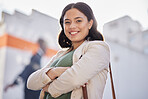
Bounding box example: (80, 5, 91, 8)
(43, 88, 47, 92)
(42, 86, 47, 91)
(43, 84, 49, 92)
(42, 87, 45, 91)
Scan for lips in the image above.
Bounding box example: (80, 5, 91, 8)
(71, 32, 78, 34)
(69, 31, 79, 35)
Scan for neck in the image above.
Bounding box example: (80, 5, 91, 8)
(72, 40, 85, 50)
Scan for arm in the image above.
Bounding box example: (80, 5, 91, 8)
(46, 67, 70, 80)
(27, 50, 67, 90)
(27, 66, 52, 90)
(38, 67, 70, 99)
(27, 54, 57, 90)
(47, 42, 110, 98)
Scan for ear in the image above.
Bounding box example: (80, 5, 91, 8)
(88, 19, 93, 29)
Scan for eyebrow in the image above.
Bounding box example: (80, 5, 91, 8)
(64, 17, 83, 21)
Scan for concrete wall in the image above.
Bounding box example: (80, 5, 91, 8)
(0, 47, 6, 99)
(103, 40, 148, 99)
(103, 16, 148, 99)
(0, 10, 60, 99)
(2, 47, 50, 99)
(103, 16, 143, 52)
(2, 9, 60, 49)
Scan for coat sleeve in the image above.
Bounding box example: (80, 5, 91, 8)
(47, 42, 110, 98)
(27, 50, 64, 90)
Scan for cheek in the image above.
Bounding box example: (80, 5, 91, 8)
(63, 26, 68, 34)
(82, 24, 89, 34)
(81, 22, 89, 30)
(83, 27, 89, 38)
(64, 30, 67, 36)
(85, 30, 89, 37)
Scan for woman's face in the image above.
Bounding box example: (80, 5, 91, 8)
(63, 8, 93, 48)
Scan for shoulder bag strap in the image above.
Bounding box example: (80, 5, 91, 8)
(109, 63, 116, 99)
(82, 63, 116, 99)
(82, 84, 88, 99)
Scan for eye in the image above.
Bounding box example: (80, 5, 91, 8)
(64, 21, 71, 24)
(76, 20, 82, 23)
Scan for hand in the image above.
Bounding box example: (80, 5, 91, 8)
(54, 67, 70, 77)
(39, 84, 50, 99)
(46, 67, 70, 80)
(39, 89, 45, 99)
(42, 84, 50, 92)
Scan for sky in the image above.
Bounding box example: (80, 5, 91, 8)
(0, 0, 148, 32)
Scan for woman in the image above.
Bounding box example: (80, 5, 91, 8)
(27, 2, 110, 99)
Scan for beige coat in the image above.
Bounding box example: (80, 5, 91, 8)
(27, 40, 110, 99)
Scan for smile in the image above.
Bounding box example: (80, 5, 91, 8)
(70, 31, 79, 35)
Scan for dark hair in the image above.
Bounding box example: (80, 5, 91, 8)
(58, 2, 104, 48)
(37, 38, 47, 53)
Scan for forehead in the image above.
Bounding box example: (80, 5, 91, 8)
(64, 8, 87, 20)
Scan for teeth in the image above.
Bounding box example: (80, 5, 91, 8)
(71, 32, 78, 34)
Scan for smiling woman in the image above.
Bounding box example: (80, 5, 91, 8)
(27, 2, 110, 99)
(63, 8, 93, 50)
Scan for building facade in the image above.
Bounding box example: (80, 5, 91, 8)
(103, 16, 148, 99)
(0, 10, 60, 99)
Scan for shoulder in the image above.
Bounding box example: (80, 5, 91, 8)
(74, 40, 110, 58)
(73, 40, 110, 63)
(54, 48, 68, 58)
(84, 40, 110, 51)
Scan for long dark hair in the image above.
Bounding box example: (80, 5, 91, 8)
(58, 2, 104, 48)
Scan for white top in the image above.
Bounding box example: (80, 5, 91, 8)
(27, 40, 110, 99)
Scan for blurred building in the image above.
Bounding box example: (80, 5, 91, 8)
(142, 30, 148, 54)
(0, 10, 60, 99)
(103, 16, 148, 99)
(1, 9, 60, 49)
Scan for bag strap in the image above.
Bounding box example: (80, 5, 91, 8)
(82, 84, 88, 99)
(109, 63, 116, 99)
(82, 63, 116, 99)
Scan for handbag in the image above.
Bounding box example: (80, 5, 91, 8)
(82, 63, 116, 99)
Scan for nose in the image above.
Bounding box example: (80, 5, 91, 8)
(69, 22, 76, 29)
